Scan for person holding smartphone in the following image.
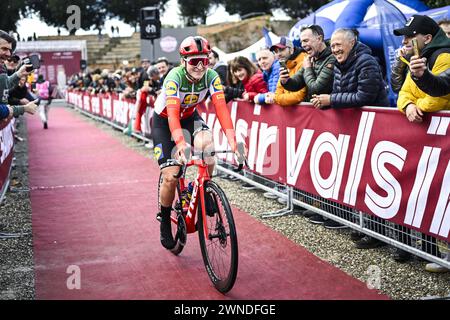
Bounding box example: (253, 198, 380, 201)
(394, 14, 450, 123)
(279, 25, 336, 104)
(0, 30, 37, 118)
(269, 36, 308, 106)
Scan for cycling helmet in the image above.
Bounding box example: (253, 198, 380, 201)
(179, 36, 211, 57)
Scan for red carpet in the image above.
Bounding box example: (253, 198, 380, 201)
(27, 107, 388, 300)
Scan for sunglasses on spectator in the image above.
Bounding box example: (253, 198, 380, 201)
(184, 56, 209, 67)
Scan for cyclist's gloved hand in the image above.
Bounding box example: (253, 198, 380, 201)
(175, 143, 192, 164)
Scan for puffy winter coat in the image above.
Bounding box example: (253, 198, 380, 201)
(243, 71, 268, 101)
(274, 48, 307, 106)
(331, 42, 389, 108)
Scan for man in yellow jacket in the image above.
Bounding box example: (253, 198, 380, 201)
(268, 37, 307, 106)
(395, 15, 450, 123)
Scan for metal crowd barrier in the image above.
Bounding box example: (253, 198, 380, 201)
(218, 160, 450, 270)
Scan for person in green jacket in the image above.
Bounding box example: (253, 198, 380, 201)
(280, 25, 336, 102)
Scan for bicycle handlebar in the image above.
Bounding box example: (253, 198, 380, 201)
(173, 142, 247, 178)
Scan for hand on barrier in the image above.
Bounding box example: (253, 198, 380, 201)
(311, 94, 331, 109)
(265, 92, 275, 104)
(405, 103, 423, 123)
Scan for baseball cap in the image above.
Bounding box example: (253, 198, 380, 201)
(270, 37, 293, 51)
(394, 15, 440, 37)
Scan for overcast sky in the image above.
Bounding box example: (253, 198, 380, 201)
(16, 0, 289, 40)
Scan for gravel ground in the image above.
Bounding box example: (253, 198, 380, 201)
(0, 117, 35, 300)
(1, 105, 449, 300)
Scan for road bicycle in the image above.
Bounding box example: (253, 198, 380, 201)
(157, 143, 246, 293)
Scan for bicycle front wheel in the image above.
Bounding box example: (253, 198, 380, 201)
(198, 180, 238, 293)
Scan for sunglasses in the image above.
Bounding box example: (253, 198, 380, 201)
(184, 56, 209, 67)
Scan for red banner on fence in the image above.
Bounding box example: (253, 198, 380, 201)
(66, 92, 450, 241)
(197, 101, 450, 242)
(66, 91, 153, 137)
(0, 119, 15, 198)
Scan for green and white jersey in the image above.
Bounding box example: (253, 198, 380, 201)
(154, 66, 224, 119)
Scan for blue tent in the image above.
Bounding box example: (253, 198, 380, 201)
(288, 0, 430, 49)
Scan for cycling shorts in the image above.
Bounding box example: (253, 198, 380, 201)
(151, 110, 209, 168)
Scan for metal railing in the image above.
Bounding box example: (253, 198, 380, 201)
(216, 159, 450, 269)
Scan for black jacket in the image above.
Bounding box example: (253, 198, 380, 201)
(331, 42, 389, 108)
(8, 84, 29, 105)
(413, 68, 450, 97)
(213, 61, 228, 85)
(411, 29, 450, 97)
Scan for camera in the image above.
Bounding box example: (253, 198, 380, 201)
(21, 54, 40, 72)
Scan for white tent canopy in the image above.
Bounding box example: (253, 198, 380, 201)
(213, 32, 280, 63)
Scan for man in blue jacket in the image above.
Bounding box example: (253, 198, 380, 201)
(310, 28, 388, 249)
(254, 48, 280, 105)
(310, 28, 388, 109)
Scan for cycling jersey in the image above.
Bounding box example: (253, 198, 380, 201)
(153, 66, 237, 153)
(154, 66, 222, 119)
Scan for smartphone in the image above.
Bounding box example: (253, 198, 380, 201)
(412, 38, 420, 56)
(23, 55, 41, 72)
(279, 60, 287, 70)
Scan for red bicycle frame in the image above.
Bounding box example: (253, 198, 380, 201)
(171, 158, 212, 237)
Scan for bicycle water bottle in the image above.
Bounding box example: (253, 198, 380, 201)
(181, 182, 194, 211)
(186, 182, 194, 201)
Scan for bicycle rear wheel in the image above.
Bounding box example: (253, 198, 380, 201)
(198, 180, 238, 293)
(157, 174, 186, 255)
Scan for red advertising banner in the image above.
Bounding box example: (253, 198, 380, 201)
(66, 91, 153, 137)
(197, 101, 450, 242)
(0, 119, 15, 198)
(17, 51, 81, 86)
(66, 92, 450, 241)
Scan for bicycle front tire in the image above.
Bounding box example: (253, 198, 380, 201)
(198, 180, 238, 293)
